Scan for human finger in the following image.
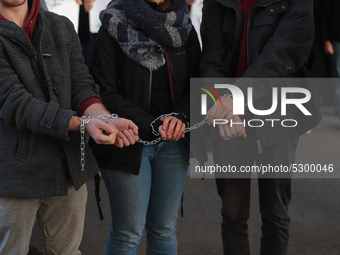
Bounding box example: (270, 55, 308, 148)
(218, 124, 230, 140)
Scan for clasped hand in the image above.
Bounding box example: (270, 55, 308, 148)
(86, 117, 139, 147)
(206, 97, 247, 140)
(158, 116, 186, 141)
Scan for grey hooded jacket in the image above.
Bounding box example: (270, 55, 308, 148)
(0, 7, 100, 198)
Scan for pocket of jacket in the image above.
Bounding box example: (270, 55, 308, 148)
(253, 13, 281, 27)
(265, 0, 289, 16)
(253, 0, 289, 27)
(15, 130, 32, 162)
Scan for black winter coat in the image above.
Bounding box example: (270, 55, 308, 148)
(200, 0, 321, 147)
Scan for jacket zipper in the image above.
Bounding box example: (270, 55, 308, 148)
(31, 39, 66, 169)
(255, 127, 263, 154)
(165, 49, 175, 107)
(32, 51, 50, 101)
(247, 0, 287, 154)
(247, 3, 266, 154)
(148, 70, 153, 111)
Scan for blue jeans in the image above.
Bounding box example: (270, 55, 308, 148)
(101, 140, 189, 255)
(330, 41, 340, 119)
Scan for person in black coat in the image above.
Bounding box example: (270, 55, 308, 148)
(90, 0, 201, 254)
(200, 0, 321, 255)
(319, 0, 340, 119)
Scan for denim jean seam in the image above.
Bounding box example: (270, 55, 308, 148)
(154, 141, 166, 157)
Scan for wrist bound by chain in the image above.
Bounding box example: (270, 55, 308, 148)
(80, 113, 118, 171)
(138, 112, 190, 146)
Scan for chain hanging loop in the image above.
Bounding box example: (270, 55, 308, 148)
(80, 114, 118, 171)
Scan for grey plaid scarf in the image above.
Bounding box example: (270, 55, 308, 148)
(100, 0, 192, 71)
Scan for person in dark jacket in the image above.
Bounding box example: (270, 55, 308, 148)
(200, 0, 321, 255)
(90, 0, 200, 254)
(319, 0, 340, 120)
(0, 0, 138, 254)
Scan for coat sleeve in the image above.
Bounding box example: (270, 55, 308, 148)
(0, 39, 75, 141)
(64, 17, 102, 112)
(242, 0, 314, 76)
(90, 27, 159, 141)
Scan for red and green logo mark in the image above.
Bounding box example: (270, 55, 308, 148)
(198, 82, 222, 106)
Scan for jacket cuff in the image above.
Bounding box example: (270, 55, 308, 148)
(38, 101, 76, 141)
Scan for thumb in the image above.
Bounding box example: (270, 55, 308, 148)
(99, 121, 116, 135)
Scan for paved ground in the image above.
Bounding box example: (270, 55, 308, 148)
(29, 106, 340, 255)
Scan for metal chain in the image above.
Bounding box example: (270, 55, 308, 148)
(80, 114, 118, 171)
(147, 94, 230, 140)
(80, 113, 209, 168)
(183, 119, 208, 134)
(137, 137, 163, 146)
(149, 113, 180, 136)
(137, 113, 208, 146)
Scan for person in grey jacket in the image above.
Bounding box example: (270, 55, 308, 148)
(0, 0, 138, 254)
(200, 0, 321, 255)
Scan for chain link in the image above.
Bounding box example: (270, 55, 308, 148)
(149, 113, 180, 136)
(80, 114, 118, 171)
(137, 137, 163, 146)
(137, 113, 208, 146)
(183, 119, 208, 134)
